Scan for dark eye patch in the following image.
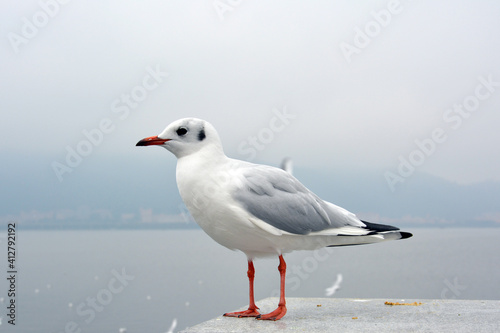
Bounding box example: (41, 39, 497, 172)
(198, 128, 206, 141)
(176, 127, 188, 136)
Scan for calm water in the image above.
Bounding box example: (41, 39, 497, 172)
(1, 228, 499, 332)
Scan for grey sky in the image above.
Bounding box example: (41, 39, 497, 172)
(1, 1, 500, 218)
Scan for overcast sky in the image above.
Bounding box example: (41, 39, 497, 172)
(1, 1, 500, 219)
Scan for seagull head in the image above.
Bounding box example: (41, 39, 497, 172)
(136, 118, 223, 159)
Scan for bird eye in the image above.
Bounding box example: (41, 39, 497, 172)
(176, 127, 188, 136)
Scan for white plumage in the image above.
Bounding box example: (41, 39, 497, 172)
(137, 117, 412, 320)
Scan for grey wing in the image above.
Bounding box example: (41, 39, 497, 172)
(232, 165, 363, 235)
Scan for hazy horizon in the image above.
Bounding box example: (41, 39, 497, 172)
(1, 1, 499, 228)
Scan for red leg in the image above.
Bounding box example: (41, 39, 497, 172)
(223, 260, 261, 318)
(257, 255, 287, 321)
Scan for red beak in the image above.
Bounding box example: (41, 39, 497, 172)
(136, 136, 170, 146)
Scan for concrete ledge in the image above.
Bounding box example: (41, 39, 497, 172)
(180, 297, 500, 332)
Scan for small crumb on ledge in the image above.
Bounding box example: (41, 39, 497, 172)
(385, 301, 423, 306)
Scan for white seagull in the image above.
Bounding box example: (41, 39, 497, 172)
(136, 118, 412, 321)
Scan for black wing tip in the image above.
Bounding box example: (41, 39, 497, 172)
(399, 231, 413, 239)
(361, 220, 400, 233)
(361, 220, 413, 240)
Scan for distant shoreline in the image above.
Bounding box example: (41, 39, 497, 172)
(4, 221, 499, 231)
(5, 222, 201, 231)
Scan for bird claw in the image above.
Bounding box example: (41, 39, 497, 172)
(256, 305, 287, 321)
(223, 308, 261, 318)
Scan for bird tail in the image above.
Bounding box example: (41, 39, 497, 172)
(326, 220, 412, 247)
